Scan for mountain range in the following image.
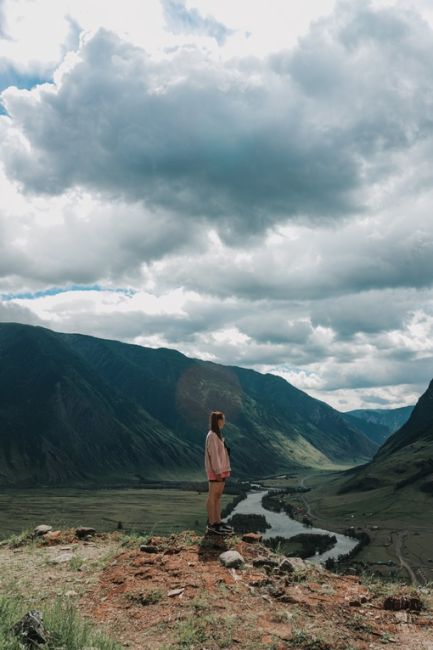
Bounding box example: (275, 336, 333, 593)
(0, 321, 382, 487)
(334, 379, 433, 495)
(342, 406, 414, 446)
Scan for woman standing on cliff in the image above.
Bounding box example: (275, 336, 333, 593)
(204, 410, 234, 535)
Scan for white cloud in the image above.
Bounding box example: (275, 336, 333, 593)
(0, 0, 341, 71)
(1, 0, 433, 410)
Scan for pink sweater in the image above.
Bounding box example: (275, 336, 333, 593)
(204, 430, 231, 476)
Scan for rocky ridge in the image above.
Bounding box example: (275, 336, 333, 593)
(1, 525, 433, 648)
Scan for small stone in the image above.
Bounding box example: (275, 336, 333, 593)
(219, 550, 245, 568)
(252, 557, 279, 569)
(278, 593, 301, 604)
(34, 525, 52, 536)
(229, 568, 242, 582)
(248, 576, 272, 587)
(277, 559, 296, 574)
(140, 545, 160, 553)
(75, 527, 96, 539)
(168, 588, 184, 597)
(266, 584, 285, 598)
(242, 532, 262, 543)
(278, 557, 306, 573)
(43, 530, 62, 541)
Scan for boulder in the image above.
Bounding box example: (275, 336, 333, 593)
(12, 610, 47, 647)
(219, 550, 245, 568)
(278, 557, 307, 573)
(383, 593, 423, 612)
(34, 525, 52, 537)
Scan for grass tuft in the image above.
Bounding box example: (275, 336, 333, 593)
(0, 593, 122, 649)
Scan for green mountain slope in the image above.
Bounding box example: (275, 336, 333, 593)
(334, 379, 433, 494)
(60, 328, 377, 471)
(0, 322, 199, 487)
(0, 322, 377, 486)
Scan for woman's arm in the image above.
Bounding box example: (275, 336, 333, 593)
(207, 433, 227, 475)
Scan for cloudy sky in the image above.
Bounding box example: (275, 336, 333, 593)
(1, 0, 432, 411)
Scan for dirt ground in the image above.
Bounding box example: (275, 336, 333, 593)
(1, 528, 433, 649)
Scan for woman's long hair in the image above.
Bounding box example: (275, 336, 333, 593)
(209, 410, 224, 439)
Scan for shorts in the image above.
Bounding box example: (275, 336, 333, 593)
(207, 470, 230, 482)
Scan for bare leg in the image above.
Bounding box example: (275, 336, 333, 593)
(215, 481, 225, 522)
(207, 482, 220, 524)
(211, 481, 225, 521)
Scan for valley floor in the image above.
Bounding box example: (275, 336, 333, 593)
(265, 469, 433, 587)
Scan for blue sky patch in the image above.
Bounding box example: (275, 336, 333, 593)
(0, 67, 53, 93)
(1, 284, 137, 301)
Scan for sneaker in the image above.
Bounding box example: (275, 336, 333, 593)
(206, 523, 226, 536)
(216, 522, 234, 534)
(206, 520, 233, 531)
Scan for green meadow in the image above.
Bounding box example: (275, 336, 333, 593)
(0, 488, 234, 540)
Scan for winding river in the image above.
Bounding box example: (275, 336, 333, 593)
(225, 488, 359, 564)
